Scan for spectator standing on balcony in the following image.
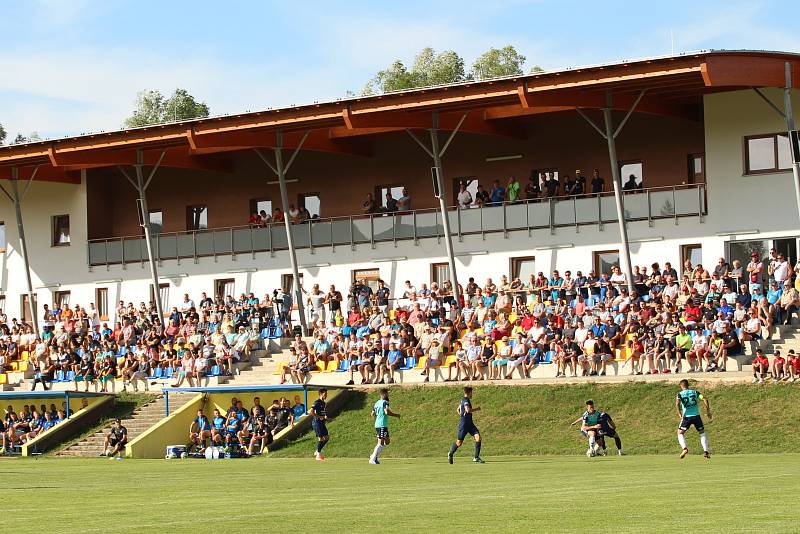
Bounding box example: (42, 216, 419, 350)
(574, 169, 587, 197)
(376, 280, 391, 317)
(506, 176, 520, 202)
(543, 172, 559, 198)
(623, 174, 639, 192)
(259, 209, 271, 225)
(181, 294, 195, 314)
(307, 284, 326, 325)
(474, 184, 490, 207)
(713, 258, 730, 280)
(563, 174, 577, 196)
(590, 169, 605, 194)
(248, 212, 260, 226)
(288, 204, 300, 223)
(489, 180, 505, 206)
(769, 252, 790, 287)
(525, 174, 541, 200)
(457, 182, 472, 209)
(362, 193, 377, 214)
(397, 188, 411, 211)
(273, 207, 285, 223)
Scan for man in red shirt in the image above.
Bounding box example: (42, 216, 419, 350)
(771, 350, 786, 381)
(751, 349, 769, 384)
(787, 350, 800, 382)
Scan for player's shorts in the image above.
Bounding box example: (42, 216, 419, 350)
(580, 429, 598, 438)
(598, 427, 617, 438)
(679, 415, 704, 433)
(312, 420, 329, 438)
(457, 422, 479, 441)
(375, 427, 389, 440)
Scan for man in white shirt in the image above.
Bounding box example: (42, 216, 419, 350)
(771, 253, 789, 285)
(181, 294, 195, 313)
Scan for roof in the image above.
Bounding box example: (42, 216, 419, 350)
(1, 49, 799, 183)
(164, 384, 339, 394)
(0, 391, 111, 399)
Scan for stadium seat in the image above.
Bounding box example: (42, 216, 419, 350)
(400, 357, 416, 370)
(336, 360, 350, 372)
(66, 370, 75, 381)
(444, 355, 458, 367)
(55, 370, 65, 382)
(540, 351, 554, 364)
(152, 367, 163, 379)
(210, 365, 221, 376)
(164, 367, 174, 379)
(0, 374, 6, 385)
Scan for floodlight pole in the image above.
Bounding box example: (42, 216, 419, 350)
(118, 149, 166, 324)
(406, 111, 467, 309)
(254, 131, 311, 336)
(0, 167, 40, 337)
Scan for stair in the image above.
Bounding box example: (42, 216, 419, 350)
(56, 393, 195, 457)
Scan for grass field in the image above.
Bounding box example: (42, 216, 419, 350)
(273, 382, 800, 457)
(4, 454, 797, 533)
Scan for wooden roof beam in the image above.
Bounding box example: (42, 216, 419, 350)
(47, 146, 231, 173)
(509, 90, 699, 121)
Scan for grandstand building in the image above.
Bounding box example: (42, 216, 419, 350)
(0, 50, 799, 328)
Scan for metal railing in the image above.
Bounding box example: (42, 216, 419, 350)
(87, 183, 707, 267)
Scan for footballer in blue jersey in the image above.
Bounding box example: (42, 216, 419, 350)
(448, 387, 484, 464)
(189, 410, 212, 452)
(676, 379, 712, 459)
(369, 389, 401, 465)
(210, 409, 226, 445)
(310, 389, 330, 461)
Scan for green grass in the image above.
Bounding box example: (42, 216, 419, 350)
(50, 392, 157, 453)
(274, 382, 800, 457)
(3, 455, 797, 533)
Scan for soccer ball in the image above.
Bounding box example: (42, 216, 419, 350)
(180, 452, 188, 459)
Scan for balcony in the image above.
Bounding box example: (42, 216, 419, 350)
(87, 183, 706, 267)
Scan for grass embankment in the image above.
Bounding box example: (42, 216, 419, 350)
(273, 382, 799, 457)
(51, 392, 157, 454)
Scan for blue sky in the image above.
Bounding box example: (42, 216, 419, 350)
(0, 0, 798, 140)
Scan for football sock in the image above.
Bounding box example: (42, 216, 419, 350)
(678, 433, 687, 449)
(316, 441, 323, 454)
(449, 443, 459, 456)
(372, 444, 384, 459)
(699, 433, 709, 452)
(614, 436, 623, 450)
(474, 441, 482, 458)
(588, 435, 596, 448)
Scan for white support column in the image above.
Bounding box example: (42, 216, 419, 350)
(6, 168, 40, 337)
(783, 62, 800, 226)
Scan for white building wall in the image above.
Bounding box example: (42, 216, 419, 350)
(0, 88, 798, 326)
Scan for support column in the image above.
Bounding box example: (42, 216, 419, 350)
(275, 132, 308, 336)
(118, 149, 166, 325)
(254, 132, 310, 336)
(429, 112, 462, 308)
(602, 93, 635, 294)
(783, 62, 800, 225)
(8, 168, 40, 337)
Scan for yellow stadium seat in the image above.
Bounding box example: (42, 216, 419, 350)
(315, 361, 325, 372)
(415, 357, 426, 369)
(9, 361, 18, 371)
(0, 374, 7, 384)
(444, 355, 458, 367)
(19, 361, 28, 372)
(21, 351, 30, 360)
(325, 360, 338, 372)
(273, 363, 287, 375)
(615, 347, 629, 361)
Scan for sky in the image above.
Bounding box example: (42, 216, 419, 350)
(0, 0, 798, 141)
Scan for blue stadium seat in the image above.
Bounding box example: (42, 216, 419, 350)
(703, 329, 712, 337)
(66, 370, 75, 381)
(400, 357, 416, 370)
(163, 367, 174, 379)
(336, 360, 350, 372)
(585, 296, 598, 307)
(55, 370, 65, 382)
(211, 365, 221, 376)
(540, 351, 555, 364)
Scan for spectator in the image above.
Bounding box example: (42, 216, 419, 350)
(574, 169, 587, 196)
(489, 180, 505, 206)
(457, 182, 473, 209)
(362, 193, 377, 214)
(474, 184, 490, 206)
(506, 176, 520, 202)
(590, 168, 605, 194)
(525, 174, 541, 200)
(102, 418, 128, 457)
(622, 174, 639, 191)
(397, 187, 411, 211)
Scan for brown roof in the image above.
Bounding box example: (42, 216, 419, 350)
(1, 49, 799, 183)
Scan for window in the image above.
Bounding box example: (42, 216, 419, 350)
(95, 288, 109, 321)
(353, 268, 381, 292)
(744, 133, 792, 174)
(148, 210, 163, 234)
(510, 256, 536, 280)
(375, 184, 404, 208)
(186, 205, 208, 231)
(250, 198, 273, 220)
(593, 250, 620, 276)
(431, 262, 450, 286)
(680, 244, 702, 270)
(453, 177, 478, 205)
(281, 273, 303, 293)
(687, 153, 705, 184)
(619, 161, 643, 190)
(214, 278, 235, 299)
(150, 283, 169, 310)
(52, 215, 70, 246)
(0, 221, 5, 252)
(21, 293, 38, 323)
(54, 290, 71, 309)
(299, 193, 321, 218)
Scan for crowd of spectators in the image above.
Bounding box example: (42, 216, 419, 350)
(1, 403, 66, 453)
(0, 249, 798, 391)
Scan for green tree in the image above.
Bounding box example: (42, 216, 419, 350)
(470, 45, 527, 80)
(0, 122, 6, 145)
(530, 65, 544, 74)
(363, 48, 466, 95)
(123, 88, 210, 128)
(11, 132, 41, 144)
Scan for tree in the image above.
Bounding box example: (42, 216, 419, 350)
(123, 88, 210, 128)
(0, 122, 6, 145)
(11, 132, 41, 145)
(530, 65, 545, 74)
(470, 45, 527, 80)
(363, 48, 466, 95)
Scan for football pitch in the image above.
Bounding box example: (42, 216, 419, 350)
(5, 454, 797, 533)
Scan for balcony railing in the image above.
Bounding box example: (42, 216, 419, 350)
(87, 183, 706, 267)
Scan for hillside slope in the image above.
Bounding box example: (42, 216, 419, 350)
(272, 381, 799, 457)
